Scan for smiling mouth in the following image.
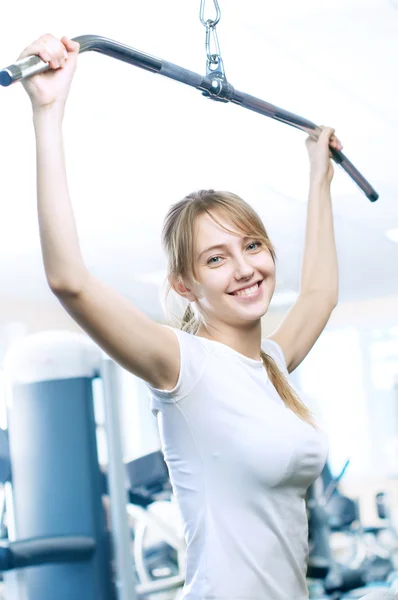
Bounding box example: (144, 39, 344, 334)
(228, 280, 263, 297)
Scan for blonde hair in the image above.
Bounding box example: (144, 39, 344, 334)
(162, 189, 313, 426)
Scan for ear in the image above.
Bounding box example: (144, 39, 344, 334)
(169, 274, 197, 302)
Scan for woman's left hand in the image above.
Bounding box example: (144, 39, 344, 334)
(305, 126, 343, 184)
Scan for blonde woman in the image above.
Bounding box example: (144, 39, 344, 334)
(18, 33, 349, 600)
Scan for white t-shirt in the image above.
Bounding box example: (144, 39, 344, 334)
(147, 328, 329, 600)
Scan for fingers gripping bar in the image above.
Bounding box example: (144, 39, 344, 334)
(0, 34, 378, 202)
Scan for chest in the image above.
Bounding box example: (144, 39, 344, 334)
(188, 360, 328, 490)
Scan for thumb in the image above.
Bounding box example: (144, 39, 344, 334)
(61, 36, 80, 54)
(319, 126, 335, 142)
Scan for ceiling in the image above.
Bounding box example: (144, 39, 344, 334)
(0, 0, 397, 321)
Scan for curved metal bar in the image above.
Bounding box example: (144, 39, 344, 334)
(0, 34, 378, 201)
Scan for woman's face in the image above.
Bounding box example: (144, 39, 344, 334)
(185, 211, 276, 327)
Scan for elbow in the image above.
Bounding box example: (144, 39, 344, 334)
(323, 291, 339, 310)
(48, 280, 82, 298)
(329, 285, 339, 308)
(47, 270, 88, 297)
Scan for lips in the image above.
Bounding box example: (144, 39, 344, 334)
(228, 280, 263, 296)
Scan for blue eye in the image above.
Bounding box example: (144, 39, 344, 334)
(207, 256, 222, 265)
(247, 242, 261, 251)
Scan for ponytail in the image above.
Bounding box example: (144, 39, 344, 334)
(180, 304, 199, 334)
(261, 350, 314, 426)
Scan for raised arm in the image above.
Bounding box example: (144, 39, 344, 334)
(268, 127, 340, 372)
(21, 34, 179, 389)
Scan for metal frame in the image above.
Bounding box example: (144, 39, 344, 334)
(100, 359, 185, 600)
(0, 34, 378, 201)
(100, 359, 137, 600)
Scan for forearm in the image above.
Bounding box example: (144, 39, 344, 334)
(299, 178, 338, 303)
(33, 106, 88, 292)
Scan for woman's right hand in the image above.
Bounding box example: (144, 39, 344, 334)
(18, 34, 80, 113)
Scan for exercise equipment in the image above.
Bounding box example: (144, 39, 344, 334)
(0, 1, 379, 201)
(126, 451, 185, 598)
(307, 461, 367, 597)
(0, 332, 191, 600)
(1, 331, 115, 600)
(307, 461, 398, 600)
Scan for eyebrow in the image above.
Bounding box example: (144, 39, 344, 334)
(197, 236, 253, 261)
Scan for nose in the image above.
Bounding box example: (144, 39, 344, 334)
(233, 254, 254, 281)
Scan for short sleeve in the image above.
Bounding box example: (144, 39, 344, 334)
(145, 327, 209, 412)
(261, 338, 289, 376)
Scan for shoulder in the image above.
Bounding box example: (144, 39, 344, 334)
(147, 326, 210, 400)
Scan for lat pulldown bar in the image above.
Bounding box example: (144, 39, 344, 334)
(0, 34, 379, 201)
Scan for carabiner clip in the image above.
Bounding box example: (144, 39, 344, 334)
(200, 0, 221, 27)
(205, 22, 225, 78)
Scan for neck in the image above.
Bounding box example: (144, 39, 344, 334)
(196, 320, 263, 361)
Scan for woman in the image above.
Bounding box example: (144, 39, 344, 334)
(18, 33, 347, 600)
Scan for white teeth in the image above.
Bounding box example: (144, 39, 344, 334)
(234, 283, 259, 297)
